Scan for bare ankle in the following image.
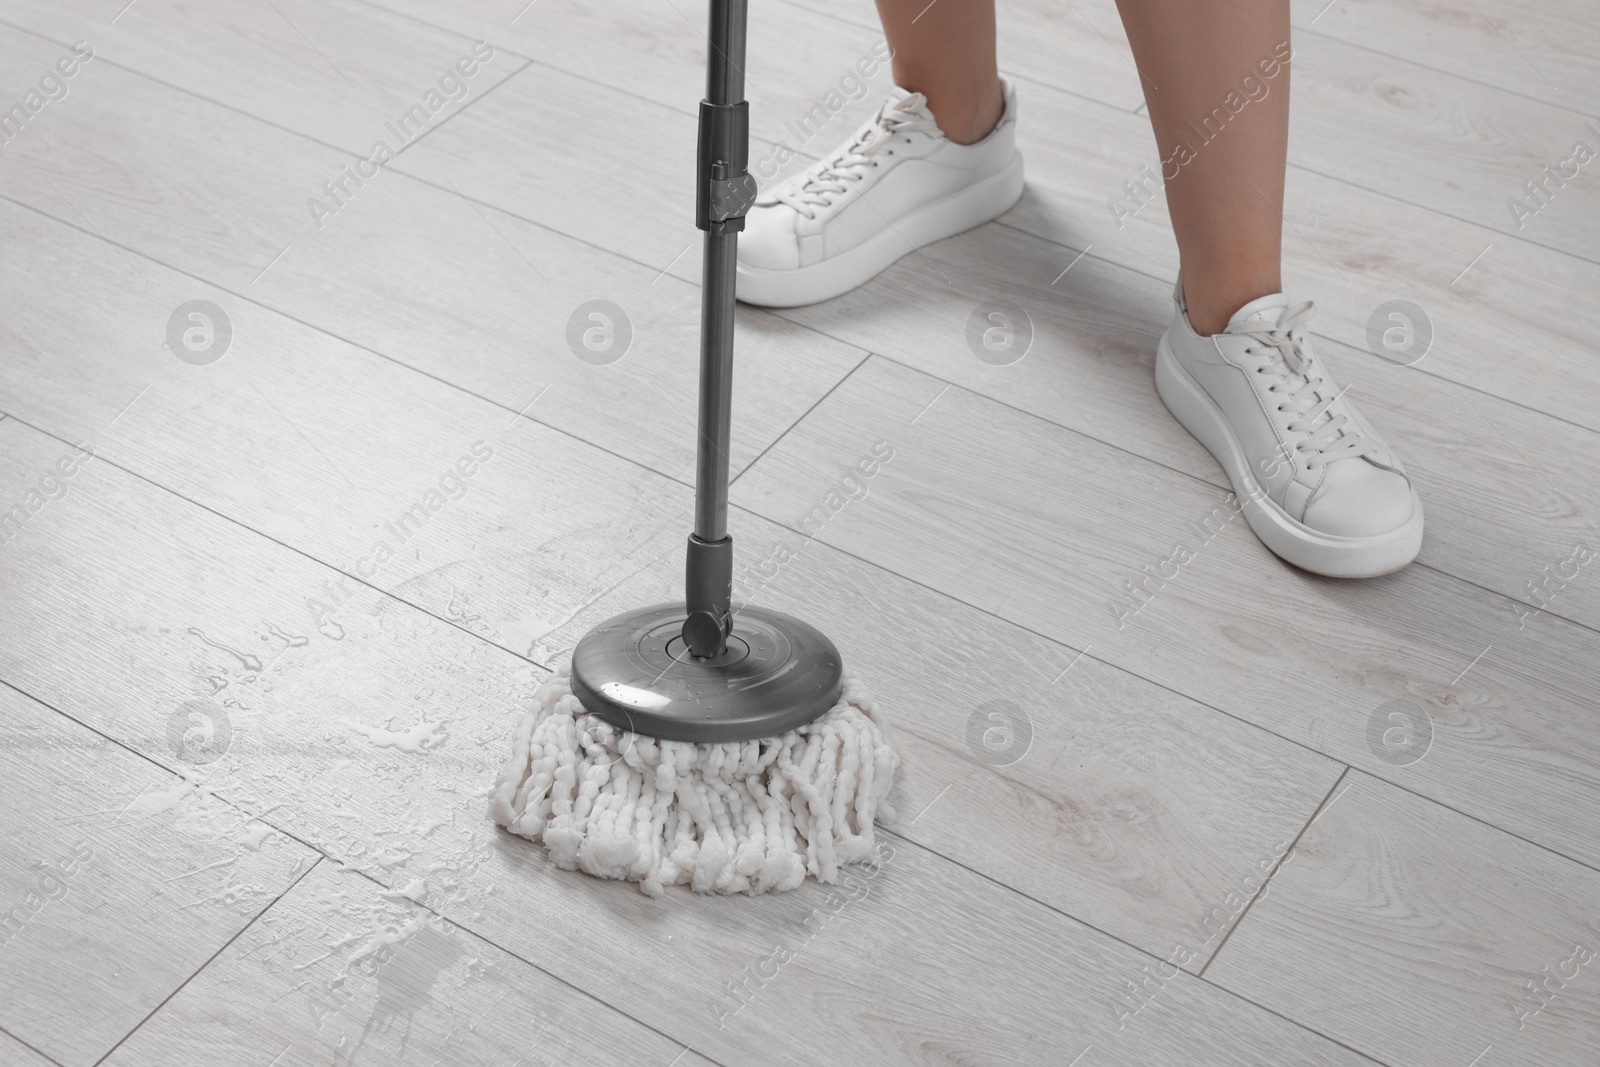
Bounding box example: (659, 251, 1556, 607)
(1183, 275, 1282, 336)
(924, 79, 1005, 145)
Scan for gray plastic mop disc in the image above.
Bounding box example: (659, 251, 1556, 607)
(568, 603, 844, 743)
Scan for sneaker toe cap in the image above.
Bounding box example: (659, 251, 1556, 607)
(739, 203, 803, 271)
(1301, 460, 1417, 538)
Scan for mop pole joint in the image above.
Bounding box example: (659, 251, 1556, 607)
(696, 100, 755, 234)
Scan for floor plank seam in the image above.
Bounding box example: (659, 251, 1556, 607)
(7, 4, 1596, 294)
(392, 52, 538, 159)
(0, 402, 1435, 809)
(0, 673, 358, 872)
(1, 4, 1596, 1063)
(714, 514, 1600, 872)
(9, 173, 1594, 658)
(0, 191, 709, 491)
(378, 902, 728, 1067)
(986, 214, 1600, 440)
(1196, 766, 1352, 979)
(0, 402, 572, 666)
(10, 12, 1595, 452)
(1295, 21, 1591, 117)
(8, 400, 1600, 888)
(879, 825, 1395, 1066)
(707, 352, 1600, 646)
(87, 856, 326, 1067)
(728, 351, 873, 487)
(0, 16, 514, 174)
(3, 405, 1563, 1050)
(0, 1025, 65, 1067)
(345, 0, 540, 64)
(777, 0, 1597, 172)
(0, 676, 721, 1067)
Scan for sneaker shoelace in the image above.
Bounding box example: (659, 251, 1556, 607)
(773, 93, 944, 219)
(1227, 300, 1377, 470)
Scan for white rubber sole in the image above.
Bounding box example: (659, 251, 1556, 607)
(735, 152, 1026, 308)
(1155, 333, 1424, 578)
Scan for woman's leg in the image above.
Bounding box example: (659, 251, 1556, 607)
(1113, 0, 1291, 335)
(874, 0, 1005, 145)
(1120, 2, 1422, 576)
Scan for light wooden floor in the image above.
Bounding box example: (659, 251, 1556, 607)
(1, 0, 1596, 1064)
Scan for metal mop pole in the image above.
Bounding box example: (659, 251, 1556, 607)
(567, 0, 840, 743)
(682, 0, 756, 658)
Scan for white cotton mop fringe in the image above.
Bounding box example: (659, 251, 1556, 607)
(488, 661, 901, 897)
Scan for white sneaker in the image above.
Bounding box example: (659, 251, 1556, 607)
(736, 81, 1025, 307)
(1154, 276, 1424, 577)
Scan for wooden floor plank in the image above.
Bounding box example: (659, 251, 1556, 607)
(0, 406, 1370, 1065)
(1291, 0, 1600, 114)
(98, 860, 700, 1067)
(369, 0, 1147, 115)
(0, 1030, 55, 1067)
(376, 0, 1600, 442)
(1206, 771, 1600, 1067)
(757, 0, 1599, 266)
(1286, 28, 1598, 264)
(4, 0, 1598, 1059)
(991, 73, 1600, 438)
(10, 6, 1600, 657)
(37, 0, 1587, 439)
(0, 26, 862, 489)
(0, 684, 319, 1067)
(0, 208, 1355, 978)
(0, 0, 525, 152)
(731, 354, 1600, 872)
(730, 216, 1600, 635)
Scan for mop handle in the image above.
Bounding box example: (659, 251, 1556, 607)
(683, 0, 756, 657)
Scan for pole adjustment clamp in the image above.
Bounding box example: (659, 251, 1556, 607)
(697, 100, 756, 233)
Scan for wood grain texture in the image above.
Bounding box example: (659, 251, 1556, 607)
(45, 0, 1583, 442)
(0, 684, 319, 1067)
(0, 26, 862, 489)
(2, 0, 1597, 1062)
(0, 206, 1351, 977)
(0, 0, 526, 152)
(99, 860, 699, 1067)
(994, 72, 1600, 438)
(785, 0, 1600, 267)
(370, 0, 1147, 114)
(730, 355, 1600, 872)
(1286, 30, 1599, 264)
(373, 9, 1600, 643)
(1291, 0, 1600, 114)
(0, 406, 1370, 1066)
(1206, 771, 1600, 1067)
(3, 103, 1587, 979)
(1312, 335, 1600, 637)
(0, 1030, 55, 1067)
(729, 209, 1600, 635)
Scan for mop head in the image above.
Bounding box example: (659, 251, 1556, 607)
(487, 661, 901, 896)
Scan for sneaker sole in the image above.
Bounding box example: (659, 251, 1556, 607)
(1155, 332, 1424, 578)
(735, 152, 1026, 308)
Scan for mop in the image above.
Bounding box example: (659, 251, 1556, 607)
(488, 0, 901, 897)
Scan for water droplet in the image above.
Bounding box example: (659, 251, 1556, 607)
(188, 627, 263, 673)
(264, 621, 309, 649)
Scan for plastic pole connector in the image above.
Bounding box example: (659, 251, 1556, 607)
(697, 100, 756, 234)
(683, 532, 733, 657)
